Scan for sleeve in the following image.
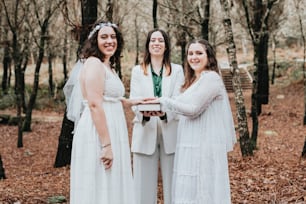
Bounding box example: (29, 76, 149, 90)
(129, 66, 145, 122)
(163, 65, 185, 123)
(159, 72, 222, 119)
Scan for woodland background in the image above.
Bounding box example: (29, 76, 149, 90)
(0, 0, 306, 203)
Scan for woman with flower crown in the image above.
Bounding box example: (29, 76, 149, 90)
(69, 20, 137, 204)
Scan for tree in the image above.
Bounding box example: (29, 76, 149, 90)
(0, 155, 5, 179)
(23, 0, 65, 131)
(220, 0, 253, 156)
(238, 0, 285, 147)
(54, 0, 97, 168)
(153, 0, 158, 29)
(1, 0, 29, 147)
(293, 0, 306, 125)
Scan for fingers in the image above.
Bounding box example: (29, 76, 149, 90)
(101, 157, 113, 169)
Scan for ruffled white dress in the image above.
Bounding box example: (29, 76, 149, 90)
(159, 71, 237, 204)
(70, 67, 135, 204)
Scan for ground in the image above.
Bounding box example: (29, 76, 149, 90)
(0, 79, 305, 203)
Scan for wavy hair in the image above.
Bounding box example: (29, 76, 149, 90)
(182, 39, 219, 90)
(79, 20, 124, 68)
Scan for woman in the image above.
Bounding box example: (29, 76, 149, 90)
(147, 39, 237, 203)
(69, 20, 135, 204)
(129, 29, 184, 204)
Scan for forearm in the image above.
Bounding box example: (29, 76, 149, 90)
(90, 105, 111, 146)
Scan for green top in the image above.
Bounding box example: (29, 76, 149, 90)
(151, 66, 163, 97)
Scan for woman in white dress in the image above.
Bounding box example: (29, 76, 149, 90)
(147, 39, 237, 203)
(69, 21, 135, 204)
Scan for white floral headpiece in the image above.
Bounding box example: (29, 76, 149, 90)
(87, 22, 118, 39)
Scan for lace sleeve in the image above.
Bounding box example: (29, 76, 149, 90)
(159, 71, 223, 119)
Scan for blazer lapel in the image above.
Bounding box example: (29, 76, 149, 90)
(161, 68, 171, 97)
(145, 66, 155, 97)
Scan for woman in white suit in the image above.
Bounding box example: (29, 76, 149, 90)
(129, 29, 184, 204)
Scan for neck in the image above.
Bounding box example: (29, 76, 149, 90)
(150, 56, 163, 72)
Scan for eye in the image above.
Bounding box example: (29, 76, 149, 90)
(158, 38, 164, 43)
(111, 34, 117, 39)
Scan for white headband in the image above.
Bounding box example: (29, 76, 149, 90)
(88, 22, 118, 39)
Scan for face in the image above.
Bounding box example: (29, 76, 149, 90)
(97, 26, 117, 59)
(149, 31, 166, 57)
(187, 43, 208, 74)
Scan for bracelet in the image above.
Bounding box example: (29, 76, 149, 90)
(102, 143, 111, 148)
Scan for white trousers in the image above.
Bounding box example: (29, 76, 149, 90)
(133, 121, 175, 204)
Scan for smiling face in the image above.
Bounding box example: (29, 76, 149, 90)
(187, 42, 208, 75)
(148, 31, 166, 57)
(97, 26, 117, 60)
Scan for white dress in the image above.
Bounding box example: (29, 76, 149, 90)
(70, 67, 135, 204)
(159, 71, 237, 204)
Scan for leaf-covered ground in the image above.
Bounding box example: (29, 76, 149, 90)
(0, 80, 305, 204)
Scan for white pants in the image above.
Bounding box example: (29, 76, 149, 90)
(133, 121, 174, 204)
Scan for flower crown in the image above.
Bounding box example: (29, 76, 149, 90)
(88, 22, 118, 39)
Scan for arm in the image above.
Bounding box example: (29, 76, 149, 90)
(129, 66, 147, 122)
(159, 72, 223, 119)
(83, 57, 112, 168)
(162, 65, 185, 122)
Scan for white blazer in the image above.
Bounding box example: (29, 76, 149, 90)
(129, 63, 184, 155)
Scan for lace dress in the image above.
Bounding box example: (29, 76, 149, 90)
(70, 67, 135, 204)
(159, 71, 236, 204)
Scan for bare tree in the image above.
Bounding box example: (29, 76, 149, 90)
(153, 0, 158, 28)
(22, 0, 65, 131)
(220, 0, 253, 156)
(293, 0, 306, 125)
(1, 0, 29, 147)
(237, 0, 285, 147)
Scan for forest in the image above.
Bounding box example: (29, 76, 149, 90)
(0, 0, 305, 203)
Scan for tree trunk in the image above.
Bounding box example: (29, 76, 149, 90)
(135, 15, 139, 65)
(0, 155, 6, 179)
(201, 0, 210, 41)
(271, 35, 276, 85)
(54, 112, 74, 167)
(78, 0, 98, 54)
(48, 53, 54, 97)
(23, 24, 48, 132)
(153, 0, 158, 29)
(2, 42, 11, 94)
(220, 0, 253, 156)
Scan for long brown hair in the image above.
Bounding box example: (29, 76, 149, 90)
(182, 39, 219, 90)
(141, 29, 172, 76)
(79, 20, 124, 69)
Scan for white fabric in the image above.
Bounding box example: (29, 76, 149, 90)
(159, 71, 237, 204)
(70, 66, 135, 204)
(129, 63, 185, 154)
(133, 121, 174, 204)
(63, 60, 84, 133)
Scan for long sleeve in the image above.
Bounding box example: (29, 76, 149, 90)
(162, 64, 185, 123)
(159, 71, 223, 119)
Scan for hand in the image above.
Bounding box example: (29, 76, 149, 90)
(142, 98, 159, 104)
(100, 145, 113, 170)
(121, 97, 143, 107)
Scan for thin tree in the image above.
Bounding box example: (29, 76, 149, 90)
(153, 0, 158, 29)
(220, 0, 253, 156)
(1, 0, 28, 147)
(23, 0, 65, 131)
(0, 155, 5, 179)
(293, 0, 306, 125)
(240, 0, 284, 147)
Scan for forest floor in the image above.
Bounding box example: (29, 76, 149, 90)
(0, 77, 306, 203)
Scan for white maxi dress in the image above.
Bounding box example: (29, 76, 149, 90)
(70, 67, 135, 204)
(159, 71, 237, 204)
